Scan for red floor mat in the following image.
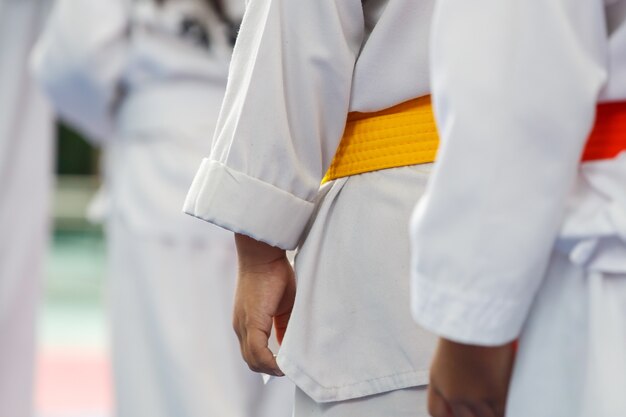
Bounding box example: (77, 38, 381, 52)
(36, 349, 112, 417)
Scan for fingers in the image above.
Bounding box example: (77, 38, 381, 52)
(428, 338, 515, 417)
(234, 319, 284, 376)
(450, 404, 478, 417)
(428, 384, 502, 417)
(244, 328, 284, 376)
(473, 403, 500, 417)
(428, 386, 453, 417)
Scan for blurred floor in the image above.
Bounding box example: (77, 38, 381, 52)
(36, 176, 112, 417)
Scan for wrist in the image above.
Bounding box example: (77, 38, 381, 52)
(235, 233, 287, 271)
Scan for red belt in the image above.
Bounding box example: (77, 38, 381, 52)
(583, 102, 626, 161)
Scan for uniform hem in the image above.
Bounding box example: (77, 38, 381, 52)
(411, 276, 524, 346)
(183, 159, 315, 250)
(277, 354, 429, 403)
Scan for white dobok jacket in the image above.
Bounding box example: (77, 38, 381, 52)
(185, 0, 438, 403)
(412, 1, 626, 414)
(412, 0, 626, 347)
(33, 0, 243, 237)
(185, 0, 433, 249)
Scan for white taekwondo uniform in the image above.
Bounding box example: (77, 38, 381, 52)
(0, 1, 53, 416)
(32, 1, 294, 416)
(184, 0, 437, 414)
(411, 0, 626, 416)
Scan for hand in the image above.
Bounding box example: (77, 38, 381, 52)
(428, 338, 515, 417)
(232, 234, 296, 376)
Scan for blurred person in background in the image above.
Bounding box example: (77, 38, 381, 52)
(411, 0, 626, 416)
(31, 0, 294, 416)
(0, 1, 53, 416)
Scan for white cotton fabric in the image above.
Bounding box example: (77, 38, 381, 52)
(183, 0, 437, 402)
(32, 0, 239, 144)
(411, 0, 626, 414)
(411, 0, 626, 345)
(276, 165, 437, 402)
(293, 386, 428, 417)
(0, 2, 53, 417)
(505, 251, 626, 417)
(183, 0, 435, 249)
(31, 0, 130, 143)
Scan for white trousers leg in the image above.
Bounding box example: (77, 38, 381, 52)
(0, 136, 48, 417)
(294, 386, 428, 417)
(507, 250, 626, 417)
(107, 222, 294, 417)
(0, 15, 51, 413)
(0, 230, 43, 417)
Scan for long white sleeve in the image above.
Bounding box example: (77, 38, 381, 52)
(31, 0, 129, 142)
(184, 0, 365, 250)
(410, 0, 610, 345)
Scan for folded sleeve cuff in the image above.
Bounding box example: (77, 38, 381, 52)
(411, 275, 529, 346)
(183, 159, 315, 250)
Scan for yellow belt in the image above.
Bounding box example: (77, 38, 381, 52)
(322, 95, 439, 184)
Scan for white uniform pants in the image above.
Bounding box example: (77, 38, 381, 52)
(294, 386, 428, 417)
(507, 250, 626, 417)
(0, 2, 52, 416)
(0, 224, 45, 417)
(107, 221, 294, 417)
